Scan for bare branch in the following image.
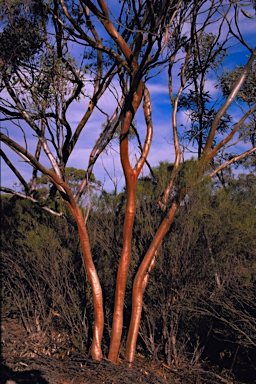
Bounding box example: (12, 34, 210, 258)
(0, 132, 66, 194)
(75, 96, 125, 202)
(0, 149, 29, 193)
(0, 187, 65, 217)
(209, 147, 256, 177)
(135, 86, 153, 174)
(203, 50, 256, 156)
(210, 105, 256, 159)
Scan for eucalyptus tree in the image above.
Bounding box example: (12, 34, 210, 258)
(1, 0, 255, 364)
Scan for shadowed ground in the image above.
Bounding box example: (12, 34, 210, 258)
(1, 318, 251, 384)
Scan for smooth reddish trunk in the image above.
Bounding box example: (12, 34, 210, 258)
(108, 174, 137, 362)
(108, 82, 144, 362)
(69, 202, 104, 360)
(125, 202, 178, 362)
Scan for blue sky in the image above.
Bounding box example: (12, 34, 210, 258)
(1, 1, 255, 193)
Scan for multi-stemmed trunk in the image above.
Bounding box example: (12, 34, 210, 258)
(125, 201, 179, 362)
(108, 81, 147, 362)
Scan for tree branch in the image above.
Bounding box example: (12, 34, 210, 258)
(209, 147, 256, 177)
(135, 85, 153, 174)
(210, 106, 256, 159)
(203, 49, 256, 156)
(0, 149, 29, 193)
(0, 187, 66, 217)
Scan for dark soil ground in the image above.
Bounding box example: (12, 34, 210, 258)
(0, 318, 251, 384)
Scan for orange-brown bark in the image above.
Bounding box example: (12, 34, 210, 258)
(125, 202, 179, 363)
(108, 81, 144, 362)
(108, 171, 137, 362)
(68, 202, 104, 360)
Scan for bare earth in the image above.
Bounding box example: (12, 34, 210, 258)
(1, 318, 242, 384)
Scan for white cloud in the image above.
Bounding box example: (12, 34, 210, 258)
(147, 83, 169, 96)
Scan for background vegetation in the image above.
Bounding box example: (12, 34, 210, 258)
(1, 165, 256, 381)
